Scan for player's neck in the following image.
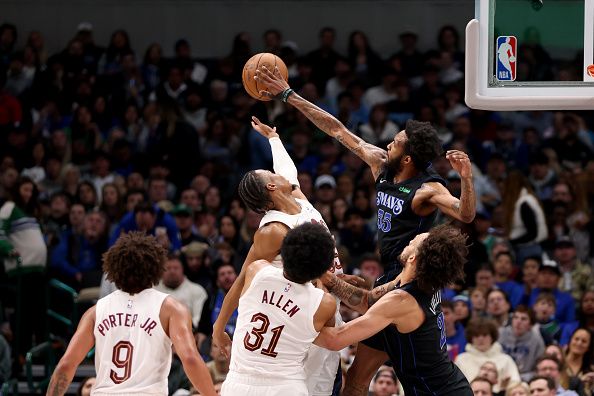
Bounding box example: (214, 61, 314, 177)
(400, 263, 416, 284)
(393, 166, 419, 184)
(273, 194, 301, 215)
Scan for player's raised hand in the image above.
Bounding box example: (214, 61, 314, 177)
(212, 330, 232, 360)
(255, 65, 290, 98)
(446, 150, 472, 179)
(251, 116, 279, 139)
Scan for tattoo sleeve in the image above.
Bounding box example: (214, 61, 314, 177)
(458, 176, 476, 222)
(287, 93, 383, 165)
(47, 371, 70, 396)
(327, 277, 395, 314)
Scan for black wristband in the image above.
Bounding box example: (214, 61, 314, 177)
(281, 88, 294, 103)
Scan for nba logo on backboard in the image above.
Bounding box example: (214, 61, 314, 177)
(496, 36, 517, 81)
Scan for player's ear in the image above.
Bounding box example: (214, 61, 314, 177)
(266, 182, 277, 191)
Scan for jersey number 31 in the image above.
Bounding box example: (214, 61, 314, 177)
(243, 312, 285, 358)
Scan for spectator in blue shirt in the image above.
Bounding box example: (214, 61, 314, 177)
(50, 209, 108, 289)
(528, 259, 575, 324)
(109, 201, 181, 252)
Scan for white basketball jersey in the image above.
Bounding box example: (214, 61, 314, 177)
(259, 198, 343, 395)
(93, 289, 172, 395)
(259, 198, 343, 276)
(229, 265, 324, 380)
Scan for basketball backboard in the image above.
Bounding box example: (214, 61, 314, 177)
(465, 0, 594, 110)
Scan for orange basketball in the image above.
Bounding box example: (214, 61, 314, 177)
(242, 53, 288, 101)
(588, 64, 594, 78)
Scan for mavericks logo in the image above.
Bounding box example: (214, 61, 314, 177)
(376, 191, 404, 215)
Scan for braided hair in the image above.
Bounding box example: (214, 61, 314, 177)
(237, 170, 274, 214)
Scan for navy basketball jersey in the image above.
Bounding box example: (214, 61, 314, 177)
(375, 166, 445, 271)
(382, 281, 472, 395)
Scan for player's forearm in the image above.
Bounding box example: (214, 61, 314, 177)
(286, 93, 370, 160)
(269, 137, 299, 186)
(324, 276, 370, 314)
(456, 176, 476, 223)
(182, 356, 217, 396)
(212, 273, 244, 333)
(46, 364, 75, 396)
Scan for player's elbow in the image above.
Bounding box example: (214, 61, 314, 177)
(179, 352, 203, 369)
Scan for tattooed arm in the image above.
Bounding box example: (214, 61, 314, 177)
(322, 273, 397, 314)
(414, 150, 476, 223)
(255, 66, 387, 180)
(47, 307, 96, 396)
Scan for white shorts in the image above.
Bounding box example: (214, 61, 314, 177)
(221, 372, 308, 396)
(304, 344, 340, 396)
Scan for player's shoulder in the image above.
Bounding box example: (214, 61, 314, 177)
(255, 221, 290, 242)
(161, 295, 190, 317)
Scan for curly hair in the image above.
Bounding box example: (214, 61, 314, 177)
(415, 224, 467, 294)
(103, 232, 167, 294)
(403, 119, 443, 170)
(237, 170, 273, 214)
(281, 223, 335, 284)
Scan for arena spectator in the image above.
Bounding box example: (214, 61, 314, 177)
(443, 300, 467, 361)
(155, 255, 207, 328)
(455, 318, 521, 393)
(528, 258, 575, 324)
(552, 236, 594, 303)
(499, 305, 545, 381)
(535, 355, 580, 396)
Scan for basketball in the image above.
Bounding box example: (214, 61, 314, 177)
(588, 64, 594, 77)
(242, 53, 288, 101)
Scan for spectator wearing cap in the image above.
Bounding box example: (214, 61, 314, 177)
(442, 300, 467, 361)
(181, 241, 212, 291)
(172, 203, 208, 248)
(528, 258, 575, 324)
(314, 174, 336, 221)
(453, 294, 471, 326)
(499, 305, 545, 382)
(74, 21, 103, 74)
(553, 236, 594, 303)
(109, 201, 181, 252)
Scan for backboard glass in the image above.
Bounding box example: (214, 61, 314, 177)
(466, 0, 594, 110)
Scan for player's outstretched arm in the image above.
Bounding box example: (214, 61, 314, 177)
(314, 291, 409, 351)
(167, 298, 217, 396)
(416, 150, 476, 223)
(255, 65, 387, 180)
(321, 271, 398, 314)
(212, 223, 287, 357)
(46, 307, 96, 396)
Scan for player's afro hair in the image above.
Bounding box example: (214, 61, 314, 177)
(103, 232, 166, 294)
(403, 119, 443, 170)
(415, 225, 467, 294)
(281, 222, 335, 284)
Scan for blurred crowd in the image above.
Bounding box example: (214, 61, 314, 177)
(0, 19, 593, 396)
